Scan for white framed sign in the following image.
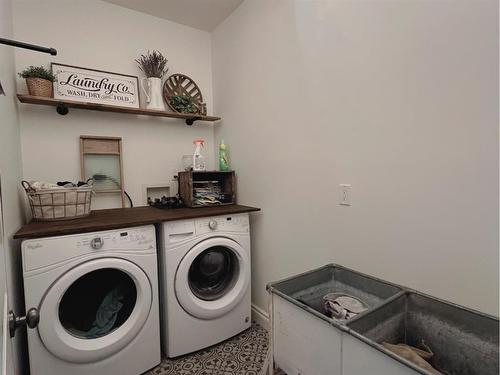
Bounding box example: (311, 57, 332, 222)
(52, 63, 140, 108)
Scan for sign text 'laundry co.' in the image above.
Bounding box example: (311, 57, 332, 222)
(52, 63, 140, 108)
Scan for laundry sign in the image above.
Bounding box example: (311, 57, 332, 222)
(52, 63, 140, 108)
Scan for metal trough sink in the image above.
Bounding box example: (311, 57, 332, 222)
(268, 264, 404, 324)
(268, 264, 404, 374)
(346, 291, 499, 375)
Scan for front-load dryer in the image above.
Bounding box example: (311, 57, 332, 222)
(158, 213, 251, 357)
(21, 225, 161, 375)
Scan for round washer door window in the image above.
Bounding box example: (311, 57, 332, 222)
(38, 258, 152, 363)
(188, 246, 239, 301)
(175, 237, 250, 320)
(58, 268, 137, 339)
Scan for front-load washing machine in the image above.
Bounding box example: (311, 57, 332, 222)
(158, 213, 251, 357)
(21, 225, 161, 375)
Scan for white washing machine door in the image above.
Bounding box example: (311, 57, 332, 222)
(175, 237, 250, 320)
(38, 258, 152, 363)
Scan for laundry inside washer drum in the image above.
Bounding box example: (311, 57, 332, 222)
(58, 268, 137, 339)
(188, 246, 239, 301)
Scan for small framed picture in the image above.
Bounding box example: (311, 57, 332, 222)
(52, 63, 140, 108)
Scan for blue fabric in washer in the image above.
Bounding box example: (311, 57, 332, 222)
(82, 287, 124, 339)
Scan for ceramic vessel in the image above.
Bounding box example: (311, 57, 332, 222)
(140, 77, 165, 110)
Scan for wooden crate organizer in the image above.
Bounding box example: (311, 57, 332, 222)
(178, 171, 235, 208)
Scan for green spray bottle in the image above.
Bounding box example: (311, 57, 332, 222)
(219, 139, 229, 171)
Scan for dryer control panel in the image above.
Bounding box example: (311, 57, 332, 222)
(195, 214, 249, 235)
(163, 214, 250, 247)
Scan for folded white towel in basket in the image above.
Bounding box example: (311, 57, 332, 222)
(29, 181, 92, 190)
(27, 181, 92, 206)
(30, 181, 63, 190)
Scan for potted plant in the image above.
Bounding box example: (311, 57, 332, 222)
(169, 94, 197, 114)
(18, 65, 55, 98)
(135, 50, 168, 110)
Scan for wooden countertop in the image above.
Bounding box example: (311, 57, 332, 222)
(13, 205, 261, 239)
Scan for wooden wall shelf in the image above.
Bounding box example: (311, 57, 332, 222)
(17, 94, 221, 126)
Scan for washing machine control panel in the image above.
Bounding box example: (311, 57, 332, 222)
(79, 230, 153, 250)
(196, 214, 249, 235)
(22, 225, 156, 272)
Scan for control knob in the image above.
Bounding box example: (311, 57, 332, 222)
(90, 237, 104, 249)
(208, 220, 218, 230)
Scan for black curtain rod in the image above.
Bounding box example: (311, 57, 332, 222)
(0, 38, 57, 56)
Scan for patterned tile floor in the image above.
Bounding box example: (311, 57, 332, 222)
(147, 322, 269, 375)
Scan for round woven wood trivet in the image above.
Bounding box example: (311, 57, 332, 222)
(163, 74, 207, 115)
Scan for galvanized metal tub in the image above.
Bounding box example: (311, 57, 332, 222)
(346, 291, 499, 375)
(267, 264, 405, 375)
(268, 263, 404, 324)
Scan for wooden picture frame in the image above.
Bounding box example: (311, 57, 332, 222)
(52, 63, 140, 108)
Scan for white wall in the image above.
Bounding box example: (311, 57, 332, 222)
(13, 0, 215, 209)
(0, 0, 27, 372)
(213, 0, 499, 316)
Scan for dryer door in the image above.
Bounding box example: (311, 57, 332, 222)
(37, 258, 152, 363)
(175, 237, 250, 320)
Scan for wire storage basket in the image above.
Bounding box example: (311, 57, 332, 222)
(22, 180, 93, 221)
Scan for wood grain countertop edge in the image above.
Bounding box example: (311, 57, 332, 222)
(13, 205, 261, 240)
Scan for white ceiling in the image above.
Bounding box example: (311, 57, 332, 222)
(102, 0, 244, 31)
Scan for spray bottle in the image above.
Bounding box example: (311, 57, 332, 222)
(193, 139, 206, 171)
(219, 139, 229, 171)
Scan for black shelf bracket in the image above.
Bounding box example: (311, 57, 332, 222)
(186, 116, 201, 126)
(56, 102, 69, 115)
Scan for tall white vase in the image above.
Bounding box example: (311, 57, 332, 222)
(140, 77, 166, 111)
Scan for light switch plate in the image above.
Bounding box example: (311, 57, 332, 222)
(339, 184, 352, 206)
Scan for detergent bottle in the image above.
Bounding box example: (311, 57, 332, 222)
(192, 139, 206, 171)
(219, 139, 229, 171)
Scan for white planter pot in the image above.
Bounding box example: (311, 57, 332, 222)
(140, 77, 165, 111)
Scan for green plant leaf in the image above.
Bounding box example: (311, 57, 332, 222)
(170, 94, 197, 113)
(18, 65, 55, 82)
